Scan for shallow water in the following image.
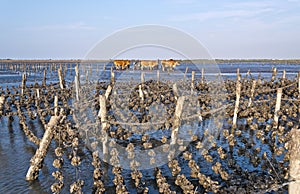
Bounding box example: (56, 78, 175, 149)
(0, 62, 297, 193)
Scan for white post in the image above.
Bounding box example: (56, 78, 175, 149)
(274, 88, 282, 128)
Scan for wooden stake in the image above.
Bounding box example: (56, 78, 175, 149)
(171, 96, 185, 145)
(201, 68, 204, 84)
(287, 128, 300, 194)
(184, 67, 188, 80)
(141, 72, 145, 84)
(271, 67, 277, 82)
(282, 69, 286, 80)
(248, 80, 256, 107)
(26, 110, 65, 181)
(54, 95, 58, 116)
(98, 95, 109, 160)
(232, 71, 241, 129)
(58, 67, 64, 90)
(172, 83, 178, 100)
(157, 70, 160, 81)
(21, 73, 27, 95)
(42, 69, 46, 86)
(111, 68, 115, 85)
(274, 88, 282, 128)
(105, 85, 112, 100)
(191, 71, 195, 90)
(75, 64, 80, 101)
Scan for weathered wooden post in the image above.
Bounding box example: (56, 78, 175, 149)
(273, 88, 282, 128)
(141, 72, 145, 84)
(98, 95, 109, 160)
(0, 95, 5, 115)
(184, 67, 188, 80)
(26, 109, 65, 180)
(139, 85, 144, 101)
(248, 80, 256, 107)
(54, 95, 58, 116)
(287, 128, 300, 194)
(21, 73, 27, 95)
(172, 83, 178, 100)
(201, 68, 204, 84)
(171, 96, 185, 145)
(282, 69, 286, 80)
(75, 64, 80, 101)
(42, 69, 46, 86)
(110, 68, 115, 85)
(191, 71, 195, 90)
(157, 70, 160, 81)
(232, 69, 241, 129)
(105, 85, 112, 100)
(271, 67, 277, 82)
(58, 67, 64, 90)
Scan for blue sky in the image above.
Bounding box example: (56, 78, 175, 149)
(1, 0, 300, 59)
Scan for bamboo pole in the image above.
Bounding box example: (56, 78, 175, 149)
(232, 70, 241, 129)
(171, 96, 185, 145)
(273, 88, 282, 128)
(26, 109, 65, 180)
(288, 128, 300, 194)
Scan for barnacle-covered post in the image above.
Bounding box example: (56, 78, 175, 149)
(171, 96, 185, 145)
(287, 128, 300, 194)
(21, 73, 27, 95)
(273, 88, 282, 128)
(26, 108, 65, 180)
(98, 94, 109, 160)
(191, 71, 195, 90)
(232, 69, 241, 129)
(0, 95, 5, 116)
(74, 64, 80, 101)
(248, 79, 256, 107)
(58, 66, 64, 90)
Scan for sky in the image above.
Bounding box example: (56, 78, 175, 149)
(1, 0, 300, 59)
